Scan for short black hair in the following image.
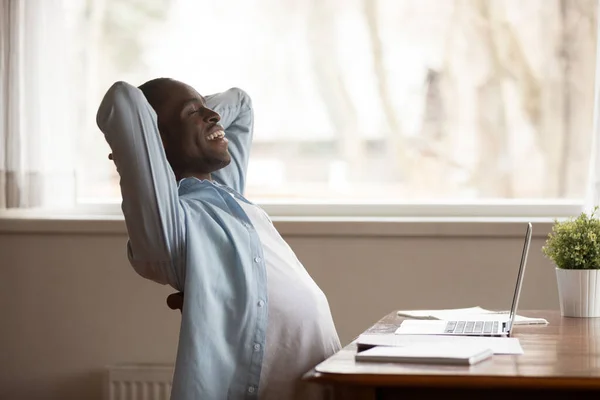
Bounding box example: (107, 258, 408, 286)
(138, 77, 174, 111)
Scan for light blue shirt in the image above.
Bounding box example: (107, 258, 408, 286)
(97, 82, 268, 399)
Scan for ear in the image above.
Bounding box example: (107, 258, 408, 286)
(157, 122, 170, 150)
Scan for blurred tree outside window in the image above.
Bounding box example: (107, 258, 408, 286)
(66, 0, 598, 205)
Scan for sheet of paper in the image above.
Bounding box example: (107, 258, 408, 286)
(396, 306, 548, 325)
(395, 320, 451, 334)
(357, 333, 524, 355)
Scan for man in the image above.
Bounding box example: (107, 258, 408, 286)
(96, 79, 341, 400)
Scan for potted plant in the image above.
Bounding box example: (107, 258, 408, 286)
(542, 207, 600, 317)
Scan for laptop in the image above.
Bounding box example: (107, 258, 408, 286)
(397, 222, 532, 337)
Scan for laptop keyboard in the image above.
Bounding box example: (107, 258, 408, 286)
(444, 320, 500, 335)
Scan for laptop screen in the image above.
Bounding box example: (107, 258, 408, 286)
(507, 222, 533, 334)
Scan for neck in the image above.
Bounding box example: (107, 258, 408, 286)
(177, 171, 212, 182)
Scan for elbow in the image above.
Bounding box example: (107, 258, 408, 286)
(105, 81, 140, 100)
(228, 87, 253, 110)
(96, 91, 115, 132)
(96, 81, 146, 131)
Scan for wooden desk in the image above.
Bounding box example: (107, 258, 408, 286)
(304, 311, 600, 399)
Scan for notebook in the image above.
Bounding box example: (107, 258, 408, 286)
(355, 343, 493, 365)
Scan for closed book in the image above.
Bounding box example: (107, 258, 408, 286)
(355, 343, 493, 366)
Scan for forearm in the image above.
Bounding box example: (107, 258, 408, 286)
(208, 88, 254, 194)
(96, 82, 184, 287)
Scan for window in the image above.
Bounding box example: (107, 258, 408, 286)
(62, 0, 598, 215)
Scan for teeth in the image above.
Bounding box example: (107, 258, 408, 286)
(207, 130, 225, 141)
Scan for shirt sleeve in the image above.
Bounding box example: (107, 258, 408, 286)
(206, 88, 254, 194)
(96, 81, 185, 289)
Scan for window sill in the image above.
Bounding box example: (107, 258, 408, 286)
(0, 212, 553, 238)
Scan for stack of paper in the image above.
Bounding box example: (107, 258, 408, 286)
(355, 342, 494, 365)
(396, 306, 548, 325)
(356, 333, 524, 355)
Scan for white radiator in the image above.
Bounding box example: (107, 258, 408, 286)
(104, 364, 174, 400)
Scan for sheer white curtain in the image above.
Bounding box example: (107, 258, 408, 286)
(587, 0, 600, 212)
(0, 0, 75, 209)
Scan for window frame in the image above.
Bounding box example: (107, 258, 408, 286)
(5, 0, 599, 221)
(68, 198, 585, 219)
(74, 0, 600, 219)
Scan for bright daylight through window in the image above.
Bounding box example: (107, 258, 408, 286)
(65, 0, 597, 212)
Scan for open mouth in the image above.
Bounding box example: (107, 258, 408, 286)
(206, 129, 227, 142)
(205, 129, 229, 147)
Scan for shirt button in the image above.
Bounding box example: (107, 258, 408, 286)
(257, 300, 265, 307)
(253, 343, 261, 351)
(254, 256, 261, 263)
(248, 386, 256, 394)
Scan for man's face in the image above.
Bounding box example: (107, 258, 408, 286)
(153, 80, 231, 177)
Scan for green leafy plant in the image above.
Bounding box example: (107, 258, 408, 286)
(542, 207, 600, 269)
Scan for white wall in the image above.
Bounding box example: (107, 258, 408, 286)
(0, 220, 558, 400)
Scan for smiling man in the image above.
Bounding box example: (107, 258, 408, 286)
(96, 79, 341, 400)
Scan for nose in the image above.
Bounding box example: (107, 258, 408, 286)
(203, 108, 221, 124)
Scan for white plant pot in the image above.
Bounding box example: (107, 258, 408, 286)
(556, 268, 600, 317)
